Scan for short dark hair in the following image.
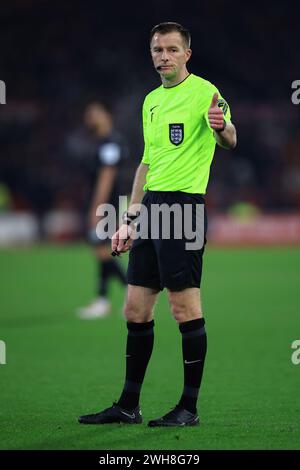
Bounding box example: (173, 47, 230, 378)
(84, 100, 112, 115)
(150, 22, 191, 48)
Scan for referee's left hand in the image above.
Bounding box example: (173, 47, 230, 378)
(208, 93, 224, 130)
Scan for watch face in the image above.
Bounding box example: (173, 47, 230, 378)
(123, 211, 139, 221)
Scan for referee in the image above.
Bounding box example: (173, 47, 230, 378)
(79, 22, 237, 427)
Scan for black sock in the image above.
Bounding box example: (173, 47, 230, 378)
(117, 320, 154, 410)
(98, 260, 127, 297)
(178, 318, 207, 414)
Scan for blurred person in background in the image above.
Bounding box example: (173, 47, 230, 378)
(77, 102, 127, 319)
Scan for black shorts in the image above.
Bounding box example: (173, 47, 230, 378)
(127, 190, 207, 291)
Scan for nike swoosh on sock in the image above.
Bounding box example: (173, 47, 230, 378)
(184, 359, 203, 364)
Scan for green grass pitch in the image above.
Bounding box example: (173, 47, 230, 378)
(0, 245, 299, 450)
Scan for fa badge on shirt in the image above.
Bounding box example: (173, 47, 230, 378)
(169, 123, 184, 146)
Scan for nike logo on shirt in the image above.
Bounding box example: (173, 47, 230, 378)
(150, 105, 159, 122)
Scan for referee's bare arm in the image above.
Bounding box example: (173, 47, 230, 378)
(111, 163, 149, 254)
(128, 163, 149, 214)
(214, 121, 237, 150)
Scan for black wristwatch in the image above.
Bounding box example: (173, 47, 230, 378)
(122, 211, 140, 225)
(215, 119, 227, 133)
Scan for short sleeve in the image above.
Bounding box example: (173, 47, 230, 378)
(98, 143, 121, 166)
(141, 98, 150, 164)
(216, 94, 231, 122)
(204, 86, 232, 128)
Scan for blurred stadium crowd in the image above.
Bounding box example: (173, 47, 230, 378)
(0, 0, 299, 243)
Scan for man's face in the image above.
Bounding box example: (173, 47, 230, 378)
(150, 31, 191, 80)
(84, 105, 108, 132)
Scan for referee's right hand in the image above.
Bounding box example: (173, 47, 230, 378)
(111, 224, 133, 256)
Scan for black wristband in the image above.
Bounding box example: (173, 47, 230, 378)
(215, 119, 227, 133)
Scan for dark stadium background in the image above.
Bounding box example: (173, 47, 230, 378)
(1, 0, 299, 220)
(0, 0, 299, 452)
